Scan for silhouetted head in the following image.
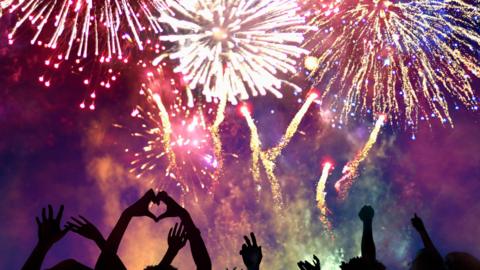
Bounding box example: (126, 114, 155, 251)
(340, 256, 386, 270)
(47, 259, 92, 270)
(410, 249, 446, 270)
(445, 252, 480, 270)
(144, 264, 177, 270)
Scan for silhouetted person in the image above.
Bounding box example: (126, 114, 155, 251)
(445, 252, 480, 270)
(144, 223, 188, 270)
(340, 205, 385, 270)
(239, 232, 262, 270)
(22, 204, 92, 270)
(156, 191, 212, 270)
(298, 255, 321, 270)
(410, 213, 447, 270)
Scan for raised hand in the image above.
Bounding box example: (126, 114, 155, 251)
(240, 232, 262, 270)
(22, 205, 69, 270)
(411, 213, 426, 232)
(297, 255, 321, 270)
(36, 205, 69, 247)
(168, 223, 188, 252)
(358, 205, 375, 223)
(124, 189, 159, 221)
(66, 216, 105, 249)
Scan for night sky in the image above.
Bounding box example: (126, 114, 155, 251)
(1, 12, 480, 270)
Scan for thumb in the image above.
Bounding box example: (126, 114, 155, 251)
(145, 211, 157, 221)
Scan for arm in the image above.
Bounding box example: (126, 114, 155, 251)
(95, 189, 159, 270)
(358, 205, 376, 263)
(152, 223, 188, 268)
(158, 192, 212, 270)
(239, 233, 262, 270)
(22, 205, 69, 270)
(411, 213, 442, 259)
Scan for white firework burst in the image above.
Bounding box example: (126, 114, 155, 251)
(158, 0, 309, 104)
(2, 0, 169, 59)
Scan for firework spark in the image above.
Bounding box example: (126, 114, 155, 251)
(307, 0, 480, 127)
(334, 115, 385, 200)
(243, 93, 318, 209)
(158, 0, 309, 104)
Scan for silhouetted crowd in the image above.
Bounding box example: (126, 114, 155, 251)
(22, 190, 480, 270)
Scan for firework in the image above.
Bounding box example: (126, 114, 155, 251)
(126, 68, 219, 199)
(158, 0, 309, 104)
(3, 0, 168, 58)
(307, 0, 480, 127)
(334, 115, 385, 200)
(316, 161, 334, 238)
(243, 92, 318, 209)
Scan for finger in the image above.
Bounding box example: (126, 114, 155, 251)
(313, 255, 320, 264)
(178, 223, 185, 235)
(145, 211, 157, 221)
(79, 215, 90, 224)
(71, 217, 85, 226)
(56, 205, 64, 222)
(48, 205, 54, 220)
(66, 221, 78, 229)
(173, 223, 178, 236)
(243, 235, 252, 247)
(36, 217, 41, 226)
(42, 207, 47, 221)
(240, 244, 247, 254)
(168, 227, 173, 238)
(250, 232, 257, 246)
(145, 189, 156, 201)
(156, 213, 169, 221)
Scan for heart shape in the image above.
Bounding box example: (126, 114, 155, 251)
(149, 200, 167, 222)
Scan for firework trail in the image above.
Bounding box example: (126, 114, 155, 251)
(306, 0, 480, 127)
(334, 115, 386, 200)
(158, 0, 309, 104)
(316, 161, 334, 238)
(209, 91, 227, 190)
(242, 93, 318, 209)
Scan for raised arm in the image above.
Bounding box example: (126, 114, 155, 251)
(147, 222, 187, 270)
(22, 205, 69, 270)
(358, 205, 376, 263)
(411, 213, 442, 259)
(158, 192, 212, 270)
(95, 189, 159, 270)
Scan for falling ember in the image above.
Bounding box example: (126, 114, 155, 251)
(243, 93, 318, 209)
(334, 115, 386, 200)
(316, 161, 334, 238)
(306, 0, 480, 127)
(158, 0, 310, 103)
